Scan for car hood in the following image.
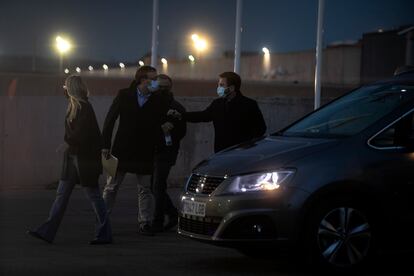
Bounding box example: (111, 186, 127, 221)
(193, 135, 340, 177)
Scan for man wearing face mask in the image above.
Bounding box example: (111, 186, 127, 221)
(169, 71, 266, 153)
(152, 74, 186, 232)
(102, 66, 169, 236)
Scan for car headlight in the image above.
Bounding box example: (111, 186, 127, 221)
(226, 170, 295, 193)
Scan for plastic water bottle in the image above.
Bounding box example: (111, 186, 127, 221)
(165, 132, 172, 146)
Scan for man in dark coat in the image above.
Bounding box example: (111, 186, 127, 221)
(169, 71, 266, 153)
(152, 74, 186, 232)
(102, 66, 168, 235)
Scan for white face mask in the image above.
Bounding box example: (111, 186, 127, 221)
(217, 86, 228, 97)
(147, 80, 159, 92)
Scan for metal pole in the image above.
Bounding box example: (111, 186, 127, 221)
(59, 54, 63, 75)
(314, 0, 325, 109)
(234, 0, 243, 74)
(151, 0, 159, 68)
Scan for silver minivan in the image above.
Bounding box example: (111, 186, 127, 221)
(178, 70, 414, 269)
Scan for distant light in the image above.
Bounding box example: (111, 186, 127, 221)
(188, 55, 195, 62)
(378, 28, 384, 33)
(75, 67, 81, 73)
(64, 68, 70, 74)
(262, 47, 270, 55)
(194, 39, 207, 51)
(161, 58, 168, 65)
(55, 36, 72, 54)
(119, 62, 125, 69)
(138, 60, 144, 66)
(103, 64, 109, 70)
(191, 34, 199, 42)
(402, 89, 407, 92)
(88, 66, 94, 71)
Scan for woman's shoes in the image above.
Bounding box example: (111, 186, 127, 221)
(26, 230, 53, 244)
(89, 239, 113, 245)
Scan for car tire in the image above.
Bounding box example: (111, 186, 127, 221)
(304, 197, 376, 271)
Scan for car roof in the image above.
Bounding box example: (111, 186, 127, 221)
(371, 70, 414, 86)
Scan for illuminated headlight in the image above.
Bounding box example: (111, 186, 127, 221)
(226, 170, 295, 193)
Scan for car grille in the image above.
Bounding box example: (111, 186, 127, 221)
(179, 215, 222, 236)
(186, 174, 225, 195)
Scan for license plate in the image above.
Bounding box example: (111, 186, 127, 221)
(182, 199, 206, 217)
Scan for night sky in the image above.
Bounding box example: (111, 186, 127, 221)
(0, 0, 413, 62)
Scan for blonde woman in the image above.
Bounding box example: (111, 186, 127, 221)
(27, 75, 112, 245)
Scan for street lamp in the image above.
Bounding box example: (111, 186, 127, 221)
(64, 68, 70, 74)
(102, 64, 109, 70)
(138, 60, 145, 66)
(188, 55, 195, 62)
(191, 33, 209, 58)
(55, 35, 72, 74)
(119, 62, 125, 69)
(262, 47, 271, 78)
(161, 58, 168, 73)
(191, 34, 199, 42)
(76, 67, 81, 73)
(88, 66, 94, 71)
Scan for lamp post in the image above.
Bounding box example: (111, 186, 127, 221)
(234, 0, 243, 74)
(55, 36, 72, 74)
(191, 33, 208, 59)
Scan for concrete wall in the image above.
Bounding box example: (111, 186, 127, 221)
(85, 45, 361, 86)
(0, 74, 336, 190)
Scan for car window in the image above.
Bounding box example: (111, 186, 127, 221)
(282, 84, 414, 138)
(370, 112, 414, 148)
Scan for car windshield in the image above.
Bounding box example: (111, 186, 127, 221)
(280, 84, 414, 138)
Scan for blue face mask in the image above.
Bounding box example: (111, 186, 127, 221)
(148, 80, 159, 92)
(217, 86, 228, 97)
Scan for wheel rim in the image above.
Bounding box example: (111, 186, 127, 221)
(317, 207, 372, 267)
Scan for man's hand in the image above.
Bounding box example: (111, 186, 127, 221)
(161, 122, 174, 134)
(102, 149, 110, 159)
(167, 109, 182, 120)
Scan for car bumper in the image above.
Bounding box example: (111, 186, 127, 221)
(177, 186, 310, 246)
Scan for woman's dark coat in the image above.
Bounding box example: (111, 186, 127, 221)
(62, 100, 102, 187)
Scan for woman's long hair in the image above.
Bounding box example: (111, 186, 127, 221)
(64, 75, 89, 122)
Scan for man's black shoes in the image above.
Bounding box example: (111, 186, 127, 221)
(138, 224, 155, 236)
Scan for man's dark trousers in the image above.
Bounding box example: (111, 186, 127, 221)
(152, 153, 178, 227)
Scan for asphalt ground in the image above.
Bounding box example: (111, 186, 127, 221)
(0, 186, 413, 276)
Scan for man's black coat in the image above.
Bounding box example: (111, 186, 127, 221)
(184, 91, 266, 152)
(102, 82, 169, 174)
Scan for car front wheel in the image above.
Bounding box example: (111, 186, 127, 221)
(306, 199, 375, 270)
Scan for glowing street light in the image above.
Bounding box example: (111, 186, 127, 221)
(191, 33, 199, 42)
(262, 47, 271, 77)
(88, 66, 94, 71)
(138, 60, 144, 66)
(55, 36, 72, 54)
(119, 62, 125, 69)
(191, 33, 209, 58)
(195, 39, 207, 52)
(75, 67, 81, 73)
(55, 35, 72, 73)
(103, 64, 109, 70)
(161, 58, 168, 65)
(64, 68, 70, 74)
(188, 55, 195, 62)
